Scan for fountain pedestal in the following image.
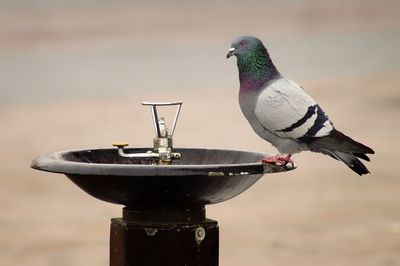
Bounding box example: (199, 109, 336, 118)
(31, 148, 294, 266)
(110, 207, 218, 266)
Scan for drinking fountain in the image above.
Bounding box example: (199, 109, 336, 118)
(31, 101, 295, 266)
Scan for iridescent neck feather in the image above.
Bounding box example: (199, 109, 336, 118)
(237, 44, 279, 92)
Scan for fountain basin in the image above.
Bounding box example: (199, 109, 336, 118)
(31, 148, 292, 209)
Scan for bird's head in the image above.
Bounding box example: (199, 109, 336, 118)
(226, 36, 279, 86)
(226, 36, 264, 59)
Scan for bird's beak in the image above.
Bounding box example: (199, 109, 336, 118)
(226, 48, 236, 58)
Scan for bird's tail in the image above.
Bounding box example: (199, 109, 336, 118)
(327, 150, 370, 175)
(306, 129, 374, 175)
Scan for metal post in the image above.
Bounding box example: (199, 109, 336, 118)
(110, 207, 219, 266)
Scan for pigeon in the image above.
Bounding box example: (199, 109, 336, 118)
(227, 36, 374, 175)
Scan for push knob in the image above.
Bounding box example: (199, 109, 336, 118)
(112, 143, 129, 149)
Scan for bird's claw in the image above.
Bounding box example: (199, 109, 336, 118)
(260, 155, 295, 169)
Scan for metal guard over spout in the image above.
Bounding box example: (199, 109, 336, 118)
(113, 101, 183, 165)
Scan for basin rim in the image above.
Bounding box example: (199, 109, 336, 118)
(31, 147, 292, 176)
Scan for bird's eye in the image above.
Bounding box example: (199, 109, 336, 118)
(239, 41, 246, 47)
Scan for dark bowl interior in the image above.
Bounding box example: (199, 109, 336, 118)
(31, 148, 292, 209)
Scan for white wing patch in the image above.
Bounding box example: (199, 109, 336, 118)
(314, 120, 333, 137)
(254, 78, 333, 139)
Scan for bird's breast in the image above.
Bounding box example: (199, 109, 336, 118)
(239, 89, 260, 124)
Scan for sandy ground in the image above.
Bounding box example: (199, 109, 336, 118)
(1, 1, 400, 266)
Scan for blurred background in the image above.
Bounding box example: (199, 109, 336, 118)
(1, 0, 399, 265)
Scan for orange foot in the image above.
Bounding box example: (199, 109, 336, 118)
(261, 154, 293, 167)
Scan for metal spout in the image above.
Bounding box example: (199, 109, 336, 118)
(113, 101, 183, 164)
(151, 116, 180, 164)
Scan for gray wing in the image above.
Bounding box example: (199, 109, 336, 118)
(254, 78, 334, 140)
